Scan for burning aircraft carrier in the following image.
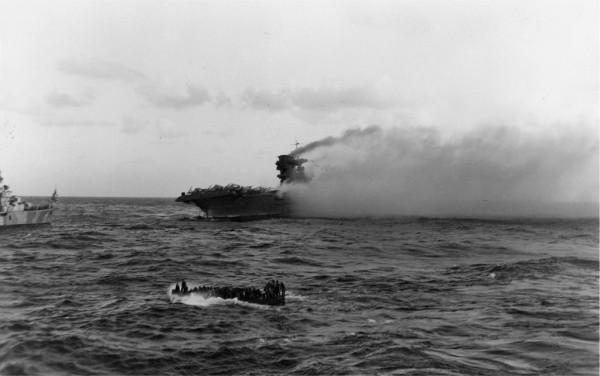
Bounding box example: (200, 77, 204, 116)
(176, 154, 308, 220)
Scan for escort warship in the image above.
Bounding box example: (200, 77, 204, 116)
(176, 154, 308, 220)
(0, 171, 56, 226)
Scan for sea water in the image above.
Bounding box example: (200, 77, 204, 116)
(0, 197, 598, 375)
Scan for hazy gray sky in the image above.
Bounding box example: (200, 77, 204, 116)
(0, 0, 597, 199)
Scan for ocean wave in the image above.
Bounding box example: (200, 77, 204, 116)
(1, 198, 596, 376)
(444, 256, 599, 285)
(272, 256, 323, 267)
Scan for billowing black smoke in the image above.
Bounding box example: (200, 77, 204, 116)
(284, 125, 599, 218)
(289, 126, 381, 156)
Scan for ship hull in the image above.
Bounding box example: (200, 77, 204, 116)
(0, 209, 53, 226)
(177, 191, 292, 220)
(176, 154, 306, 220)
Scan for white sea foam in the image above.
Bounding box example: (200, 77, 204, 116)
(167, 284, 273, 309)
(285, 291, 305, 300)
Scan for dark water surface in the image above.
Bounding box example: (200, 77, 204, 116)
(0, 197, 598, 375)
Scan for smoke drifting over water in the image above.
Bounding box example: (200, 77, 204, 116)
(285, 125, 599, 218)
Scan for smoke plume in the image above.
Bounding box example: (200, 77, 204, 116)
(290, 126, 381, 156)
(284, 125, 599, 218)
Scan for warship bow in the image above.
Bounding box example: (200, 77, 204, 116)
(0, 170, 54, 226)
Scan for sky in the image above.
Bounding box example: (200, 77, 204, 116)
(0, 0, 598, 214)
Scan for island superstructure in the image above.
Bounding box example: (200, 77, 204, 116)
(176, 154, 308, 220)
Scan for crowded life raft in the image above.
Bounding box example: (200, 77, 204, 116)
(171, 279, 285, 306)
